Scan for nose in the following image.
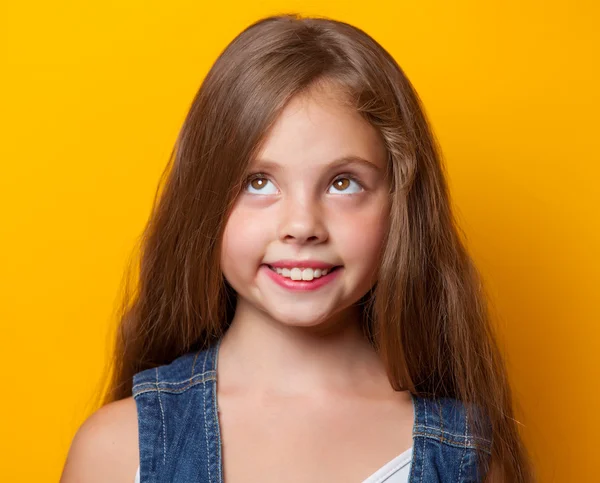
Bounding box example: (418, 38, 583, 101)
(278, 196, 328, 245)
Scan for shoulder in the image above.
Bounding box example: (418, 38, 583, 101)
(132, 345, 217, 397)
(60, 397, 138, 483)
(412, 394, 493, 454)
(409, 395, 494, 481)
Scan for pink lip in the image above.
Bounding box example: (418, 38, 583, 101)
(265, 259, 338, 270)
(261, 264, 342, 291)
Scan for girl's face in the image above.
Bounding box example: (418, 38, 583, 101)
(221, 87, 390, 330)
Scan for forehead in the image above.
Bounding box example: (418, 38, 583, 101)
(254, 86, 387, 171)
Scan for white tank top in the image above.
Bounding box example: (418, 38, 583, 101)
(134, 446, 412, 482)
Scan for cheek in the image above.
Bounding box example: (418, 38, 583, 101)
(221, 208, 270, 276)
(331, 204, 389, 265)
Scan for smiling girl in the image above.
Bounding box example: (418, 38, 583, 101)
(61, 13, 535, 483)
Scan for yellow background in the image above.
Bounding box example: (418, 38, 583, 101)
(1, 1, 598, 481)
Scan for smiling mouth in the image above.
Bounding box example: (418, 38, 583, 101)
(266, 264, 342, 281)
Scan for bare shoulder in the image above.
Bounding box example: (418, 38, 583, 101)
(60, 396, 139, 483)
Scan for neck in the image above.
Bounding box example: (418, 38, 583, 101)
(217, 297, 392, 396)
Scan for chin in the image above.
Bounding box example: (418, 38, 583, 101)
(265, 305, 348, 330)
(271, 313, 331, 328)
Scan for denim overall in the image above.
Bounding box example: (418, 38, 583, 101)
(132, 340, 493, 482)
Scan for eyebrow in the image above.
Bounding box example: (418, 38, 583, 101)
(251, 155, 383, 173)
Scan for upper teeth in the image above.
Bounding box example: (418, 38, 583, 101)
(272, 267, 330, 280)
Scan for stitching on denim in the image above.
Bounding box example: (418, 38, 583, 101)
(212, 343, 223, 483)
(420, 398, 426, 483)
(155, 367, 167, 465)
(438, 400, 444, 447)
(412, 432, 491, 455)
(133, 372, 216, 391)
(132, 376, 217, 396)
(132, 349, 217, 396)
(202, 347, 212, 483)
(135, 378, 217, 395)
(413, 425, 491, 444)
(457, 404, 468, 481)
(413, 424, 491, 445)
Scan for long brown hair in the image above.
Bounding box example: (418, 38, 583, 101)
(97, 13, 535, 482)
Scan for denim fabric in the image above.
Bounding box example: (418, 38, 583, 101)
(132, 339, 492, 482)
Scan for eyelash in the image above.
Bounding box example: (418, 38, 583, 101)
(244, 172, 364, 194)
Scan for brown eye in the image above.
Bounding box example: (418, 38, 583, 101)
(245, 175, 277, 194)
(332, 178, 350, 191)
(250, 177, 268, 190)
(328, 176, 363, 194)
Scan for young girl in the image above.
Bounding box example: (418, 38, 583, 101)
(62, 13, 535, 483)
